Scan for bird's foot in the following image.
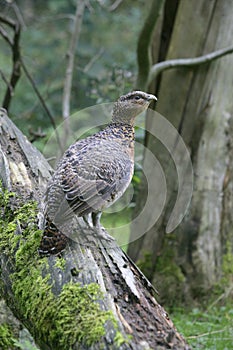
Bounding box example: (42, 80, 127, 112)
(83, 213, 94, 229)
(83, 212, 114, 241)
(92, 212, 114, 241)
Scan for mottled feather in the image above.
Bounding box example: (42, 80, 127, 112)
(39, 91, 156, 256)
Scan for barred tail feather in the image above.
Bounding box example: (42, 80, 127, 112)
(38, 220, 68, 256)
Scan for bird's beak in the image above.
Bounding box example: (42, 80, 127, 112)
(146, 93, 157, 102)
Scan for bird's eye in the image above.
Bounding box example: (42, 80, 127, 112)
(134, 95, 141, 101)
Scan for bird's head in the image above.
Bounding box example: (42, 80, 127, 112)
(112, 91, 157, 125)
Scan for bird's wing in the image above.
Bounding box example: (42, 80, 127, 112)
(46, 141, 133, 223)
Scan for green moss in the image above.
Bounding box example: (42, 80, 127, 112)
(13, 270, 116, 348)
(213, 240, 233, 298)
(114, 331, 132, 347)
(222, 241, 233, 280)
(0, 323, 15, 349)
(52, 283, 117, 348)
(54, 256, 66, 270)
(0, 185, 122, 349)
(13, 338, 39, 350)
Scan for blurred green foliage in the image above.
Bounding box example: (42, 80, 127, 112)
(0, 0, 147, 144)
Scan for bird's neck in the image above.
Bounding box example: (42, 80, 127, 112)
(112, 104, 137, 126)
(112, 116, 135, 125)
(107, 122, 135, 146)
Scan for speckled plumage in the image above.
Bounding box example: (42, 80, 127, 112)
(39, 91, 157, 256)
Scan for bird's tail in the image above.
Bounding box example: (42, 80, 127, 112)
(38, 219, 68, 256)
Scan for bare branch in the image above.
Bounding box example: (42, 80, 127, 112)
(0, 24, 13, 46)
(38, 14, 76, 23)
(12, 1, 27, 29)
(0, 14, 16, 29)
(109, 0, 123, 11)
(149, 45, 233, 84)
(0, 14, 63, 151)
(83, 47, 104, 73)
(187, 327, 229, 340)
(20, 59, 63, 153)
(206, 283, 233, 310)
(96, 0, 123, 12)
(0, 16, 21, 110)
(62, 0, 86, 137)
(0, 69, 13, 94)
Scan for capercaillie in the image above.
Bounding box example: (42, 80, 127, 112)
(39, 91, 157, 256)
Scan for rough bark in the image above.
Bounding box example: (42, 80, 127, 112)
(0, 15, 21, 111)
(0, 108, 190, 349)
(129, 0, 233, 304)
(136, 0, 165, 90)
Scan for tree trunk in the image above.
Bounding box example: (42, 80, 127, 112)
(129, 0, 233, 305)
(0, 108, 190, 349)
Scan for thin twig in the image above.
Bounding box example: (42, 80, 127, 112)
(149, 45, 233, 84)
(187, 327, 230, 339)
(0, 16, 21, 109)
(62, 0, 86, 141)
(0, 24, 13, 46)
(0, 14, 63, 151)
(0, 14, 16, 28)
(20, 59, 63, 153)
(96, 0, 123, 12)
(206, 283, 233, 310)
(37, 14, 75, 24)
(12, 2, 27, 29)
(109, 0, 123, 11)
(0, 69, 13, 94)
(83, 47, 104, 73)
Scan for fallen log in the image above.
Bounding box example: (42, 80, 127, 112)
(0, 108, 191, 350)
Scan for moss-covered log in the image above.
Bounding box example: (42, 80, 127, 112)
(0, 108, 191, 349)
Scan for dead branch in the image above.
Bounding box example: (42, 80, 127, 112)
(0, 24, 13, 45)
(12, 1, 27, 29)
(187, 328, 229, 340)
(96, 0, 123, 12)
(0, 15, 21, 110)
(20, 59, 63, 152)
(83, 47, 105, 73)
(109, 0, 123, 11)
(148, 45, 233, 84)
(62, 0, 86, 140)
(0, 14, 16, 28)
(0, 14, 63, 151)
(0, 69, 14, 95)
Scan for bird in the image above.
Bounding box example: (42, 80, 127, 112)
(38, 91, 157, 256)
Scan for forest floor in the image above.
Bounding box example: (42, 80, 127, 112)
(171, 303, 233, 350)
